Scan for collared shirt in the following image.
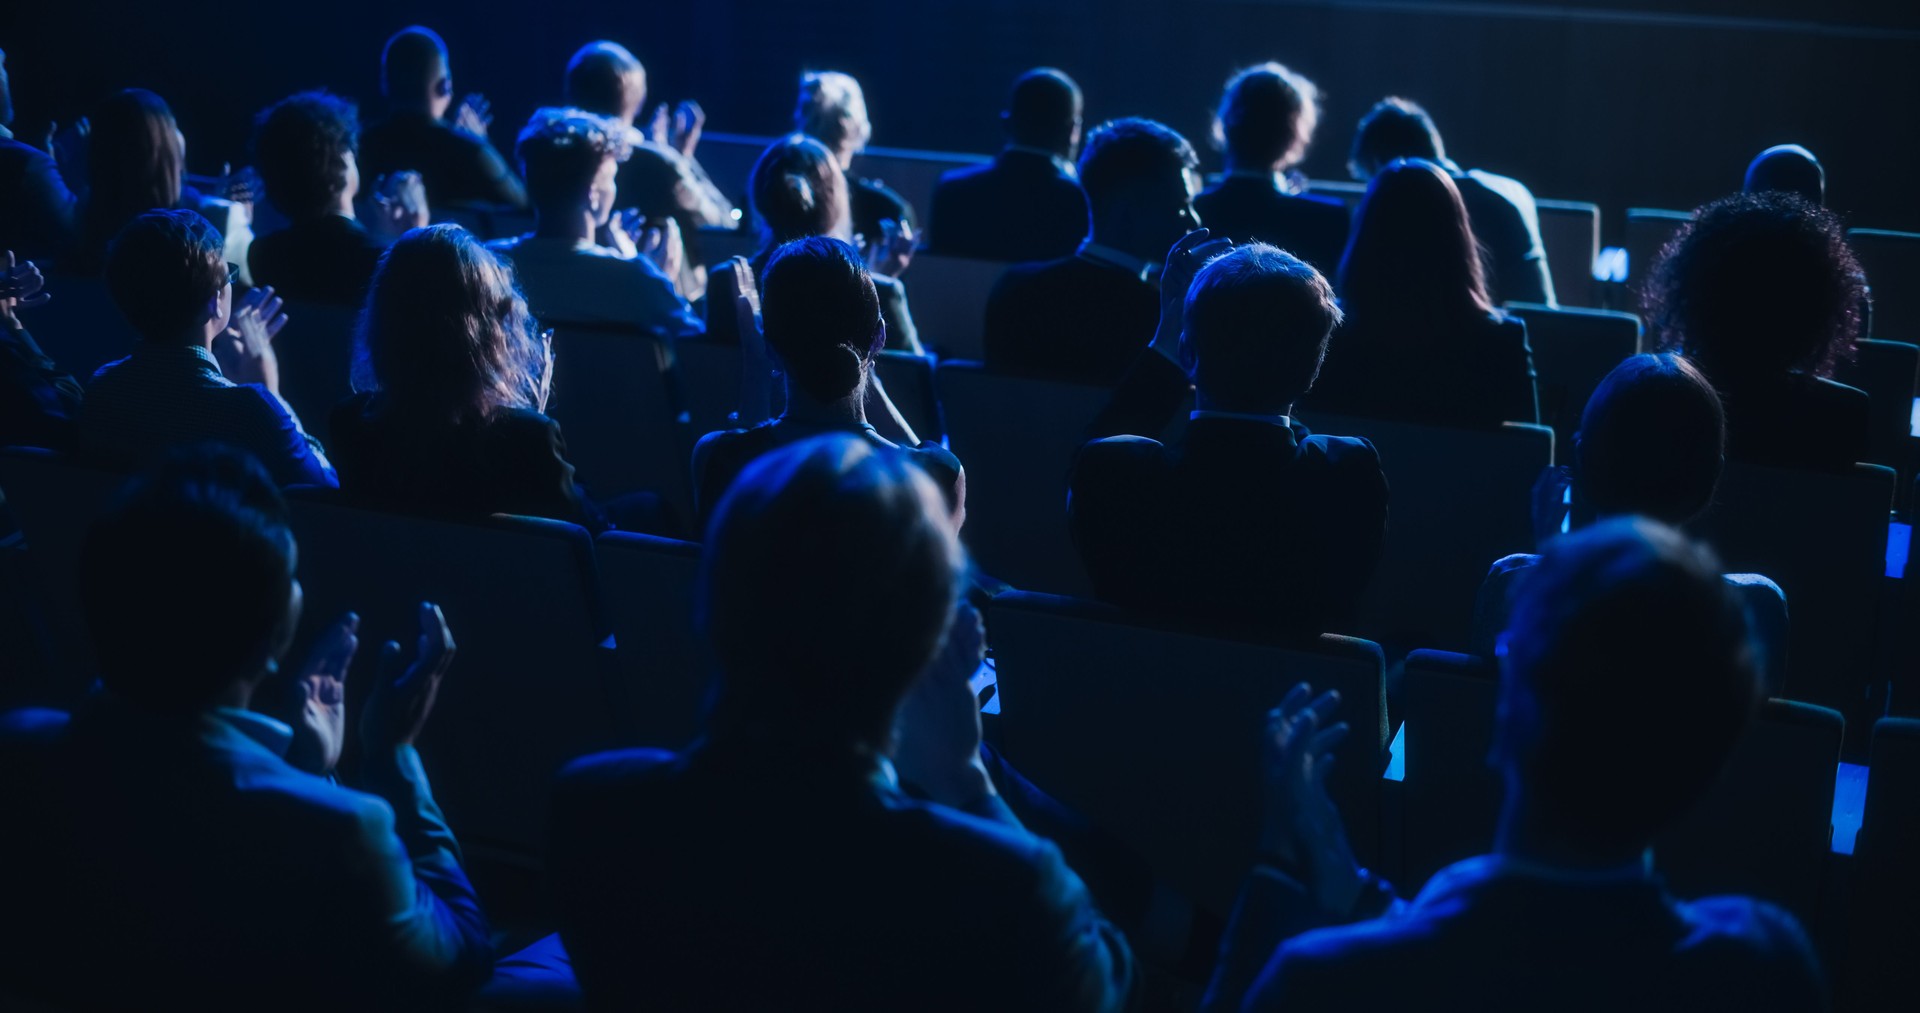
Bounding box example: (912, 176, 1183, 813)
(488, 234, 703, 342)
(1005, 144, 1079, 180)
(1191, 409, 1292, 428)
(1225, 167, 1310, 195)
(210, 706, 295, 759)
(1076, 240, 1158, 283)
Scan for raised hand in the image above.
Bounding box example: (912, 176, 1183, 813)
(648, 103, 672, 148)
(892, 603, 992, 808)
(606, 208, 644, 259)
(0, 252, 52, 328)
(44, 117, 90, 183)
(670, 100, 706, 159)
(218, 285, 287, 389)
(1150, 228, 1233, 360)
(371, 171, 430, 243)
(217, 163, 260, 205)
(639, 216, 685, 289)
(271, 613, 359, 776)
(864, 218, 915, 279)
(361, 602, 457, 751)
(453, 94, 493, 140)
(1260, 683, 1365, 914)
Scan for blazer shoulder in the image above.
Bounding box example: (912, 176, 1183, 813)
(557, 747, 682, 792)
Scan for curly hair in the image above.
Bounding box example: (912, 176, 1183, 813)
(252, 90, 360, 220)
(1643, 191, 1863, 377)
(514, 106, 633, 208)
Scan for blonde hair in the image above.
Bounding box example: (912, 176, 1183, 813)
(795, 70, 872, 156)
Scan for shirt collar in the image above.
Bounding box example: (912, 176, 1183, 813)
(135, 340, 225, 373)
(1191, 409, 1291, 428)
(211, 707, 295, 759)
(1076, 241, 1157, 283)
(1004, 144, 1078, 179)
(1225, 167, 1312, 195)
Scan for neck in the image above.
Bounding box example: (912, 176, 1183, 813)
(834, 146, 857, 172)
(1194, 390, 1290, 417)
(331, 195, 357, 221)
(533, 206, 597, 244)
(781, 380, 868, 429)
(1224, 156, 1282, 179)
(1494, 791, 1649, 871)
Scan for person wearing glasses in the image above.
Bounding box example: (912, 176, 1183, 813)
(76, 209, 331, 488)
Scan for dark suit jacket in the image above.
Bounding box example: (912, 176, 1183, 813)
(1193, 177, 1350, 276)
(0, 133, 78, 263)
(1069, 350, 1388, 635)
(549, 740, 1135, 1012)
(248, 214, 386, 307)
(1710, 370, 1870, 473)
(361, 110, 527, 209)
(1454, 168, 1555, 307)
(929, 149, 1088, 262)
(984, 256, 1160, 384)
(849, 172, 916, 245)
(1307, 311, 1539, 428)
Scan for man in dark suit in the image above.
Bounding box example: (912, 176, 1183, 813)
(360, 26, 526, 211)
(929, 68, 1089, 262)
(985, 117, 1200, 385)
(248, 90, 389, 306)
(0, 48, 78, 263)
(1193, 63, 1350, 277)
(551, 435, 1135, 1011)
(1204, 518, 1826, 1012)
(1069, 234, 1387, 635)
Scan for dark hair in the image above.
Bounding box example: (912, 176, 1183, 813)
(794, 71, 870, 155)
(515, 107, 630, 209)
(84, 89, 184, 253)
(565, 41, 644, 119)
(1348, 97, 1445, 181)
(1575, 354, 1725, 526)
(1499, 518, 1758, 853)
(1212, 62, 1320, 170)
(749, 134, 846, 246)
(1339, 158, 1494, 328)
(1645, 191, 1863, 378)
(357, 224, 545, 421)
(382, 26, 449, 99)
(252, 90, 360, 221)
(105, 209, 228, 343)
(82, 446, 297, 708)
(1744, 144, 1824, 206)
(1077, 117, 1199, 215)
(762, 237, 882, 402)
(1005, 68, 1080, 149)
(701, 434, 961, 748)
(1183, 243, 1343, 412)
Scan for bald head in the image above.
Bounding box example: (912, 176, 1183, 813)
(566, 41, 648, 126)
(1744, 144, 1825, 207)
(1004, 68, 1082, 158)
(382, 26, 452, 117)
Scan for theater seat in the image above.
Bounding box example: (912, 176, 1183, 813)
(545, 323, 694, 520)
(595, 530, 707, 751)
(1533, 199, 1601, 308)
(1845, 717, 1920, 1008)
(1623, 207, 1693, 289)
(987, 589, 1388, 916)
(1400, 649, 1502, 888)
(905, 254, 1014, 361)
(0, 448, 125, 703)
(1849, 228, 1920, 343)
(23, 274, 140, 381)
(1832, 338, 1918, 470)
(872, 350, 942, 442)
(1507, 303, 1643, 437)
(269, 300, 360, 442)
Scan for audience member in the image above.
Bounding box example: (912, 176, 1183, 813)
(247, 91, 388, 306)
(329, 224, 606, 526)
(1744, 144, 1824, 206)
(1193, 63, 1349, 275)
(0, 251, 81, 449)
(795, 70, 916, 241)
(552, 433, 1133, 1011)
(985, 117, 1200, 384)
(72, 89, 227, 274)
(928, 68, 1089, 261)
(1348, 97, 1555, 306)
(1205, 518, 1825, 1012)
(1307, 158, 1539, 428)
(487, 107, 702, 341)
(692, 238, 961, 520)
(360, 26, 526, 210)
(1070, 233, 1386, 634)
(77, 210, 328, 486)
(0, 49, 78, 262)
(0, 446, 490, 1011)
(1473, 353, 1789, 694)
(1646, 190, 1868, 471)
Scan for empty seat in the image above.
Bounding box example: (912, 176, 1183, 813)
(683, 132, 775, 207)
(595, 530, 707, 751)
(1846, 717, 1920, 1008)
(270, 300, 361, 442)
(1623, 208, 1693, 288)
(1832, 338, 1918, 469)
(1400, 649, 1502, 888)
(1849, 228, 1920, 343)
(545, 324, 695, 520)
(0, 448, 126, 702)
(1506, 303, 1643, 437)
(988, 589, 1388, 915)
(25, 274, 139, 381)
(1534, 199, 1601, 308)
(904, 255, 1012, 361)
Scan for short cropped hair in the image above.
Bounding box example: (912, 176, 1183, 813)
(514, 107, 631, 208)
(565, 41, 644, 119)
(762, 236, 882, 402)
(1575, 353, 1725, 526)
(1005, 68, 1080, 149)
(382, 26, 448, 99)
(795, 71, 870, 155)
(1744, 144, 1825, 207)
(252, 91, 360, 220)
(1183, 243, 1342, 411)
(1077, 117, 1198, 215)
(1213, 62, 1320, 170)
(82, 446, 298, 708)
(105, 209, 228, 343)
(1499, 518, 1758, 853)
(1348, 97, 1445, 180)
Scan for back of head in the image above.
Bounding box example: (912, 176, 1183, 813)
(85, 89, 184, 248)
(359, 224, 541, 420)
(1645, 190, 1862, 377)
(794, 71, 870, 155)
(382, 26, 449, 102)
(1184, 243, 1342, 413)
(1212, 62, 1320, 171)
(565, 41, 646, 121)
(1499, 518, 1758, 854)
(1077, 117, 1199, 218)
(749, 134, 846, 245)
(1576, 354, 1725, 525)
(81, 445, 297, 710)
(1744, 144, 1825, 207)
(701, 433, 962, 748)
(105, 209, 226, 343)
(761, 236, 882, 402)
(252, 91, 360, 221)
(1005, 68, 1081, 151)
(1348, 97, 1445, 181)
(515, 107, 630, 209)
(1339, 157, 1491, 324)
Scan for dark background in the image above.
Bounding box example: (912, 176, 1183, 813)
(6, 0, 1917, 235)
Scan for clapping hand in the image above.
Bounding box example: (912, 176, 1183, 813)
(453, 94, 493, 140)
(892, 603, 992, 808)
(371, 172, 430, 242)
(269, 613, 359, 776)
(217, 285, 287, 389)
(361, 602, 457, 751)
(215, 163, 259, 206)
(864, 218, 915, 279)
(638, 216, 685, 288)
(669, 101, 705, 159)
(43, 117, 89, 182)
(1151, 228, 1233, 361)
(1261, 683, 1365, 915)
(1, 252, 52, 328)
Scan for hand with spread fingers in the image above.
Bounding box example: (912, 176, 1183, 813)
(1260, 682, 1366, 914)
(0, 251, 53, 329)
(361, 602, 458, 752)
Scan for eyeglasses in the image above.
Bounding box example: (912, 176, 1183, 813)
(223, 263, 240, 288)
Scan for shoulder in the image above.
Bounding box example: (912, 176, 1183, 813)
(991, 257, 1069, 296)
(1673, 896, 1825, 995)
(1302, 430, 1382, 465)
(556, 747, 682, 793)
(937, 161, 993, 188)
(486, 235, 524, 255)
(1486, 552, 1542, 582)
(1253, 909, 1440, 1006)
(1805, 373, 1869, 409)
(1291, 190, 1351, 216)
(1076, 434, 1172, 478)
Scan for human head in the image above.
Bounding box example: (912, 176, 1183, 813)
(1182, 243, 1342, 415)
(1004, 68, 1082, 159)
(564, 41, 648, 126)
(1496, 518, 1758, 858)
(515, 107, 631, 224)
(701, 433, 963, 750)
(1645, 191, 1863, 378)
(1338, 157, 1492, 324)
(382, 26, 453, 119)
(105, 209, 232, 345)
(252, 91, 361, 221)
(357, 224, 545, 420)
(761, 236, 884, 404)
(1744, 144, 1825, 207)
(794, 71, 871, 168)
(82, 445, 301, 710)
(84, 89, 185, 249)
(749, 134, 850, 246)
(1213, 62, 1321, 173)
(1573, 354, 1725, 526)
(1348, 96, 1445, 181)
(1078, 117, 1201, 262)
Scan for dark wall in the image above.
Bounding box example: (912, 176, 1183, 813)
(7, 0, 1917, 233)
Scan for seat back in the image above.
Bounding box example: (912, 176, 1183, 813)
(1849, 228, 1920, 342)
(545, 324, 693, 519)
(1533, 200, 1600, 308)
(988, 590, 1387, 916)
(1847, 717, 1920, 1007)
(872, 349, 942, 442)
(1305, 178, 1366, 209)
(903, 255, 1011, 361)
(1506, 303, 1643, 437)
(595, 531, 708, 751)
(696, 226, 760, 266)
(27, 274, 139, 381)
(0, 449, 126, 701)
(1401, 649, 1503, 888)
(1297, 412, 1553, 650)
(285, 495, 613, 856)
(1833, 338, 1918, 469)
(852, 147, 991, 228)
(1623, 208, 1693, 288)
(270, 300, 361, 442)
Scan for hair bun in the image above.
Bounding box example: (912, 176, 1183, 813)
(781, 173, 817, 214)
(790, 342, 866, 401)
